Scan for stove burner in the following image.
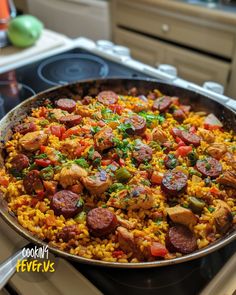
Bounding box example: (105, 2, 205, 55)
(37, 54, 109, 86)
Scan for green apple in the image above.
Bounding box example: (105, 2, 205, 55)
(7, 15, 43, 48)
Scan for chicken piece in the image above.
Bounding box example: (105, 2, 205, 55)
(43, 180, 57, 196)
(107, 186, 154, 210)
(117, 216, 136, 230)
(216, 171, 236, 189)
(213, 200, 233, 233)
(94, 127, 114, 152)
(197, 128, 215, 143)
(60, 138, 80, 156)
(152, 128, 168, 144)
(132, 98, 148, 113)
(19, 131, 47, 151)
(224, 152, 236, 170)
(81, 170, 112, 195)
(166, 206, 198, 227)
(48, 109, 69, 121)
(44, 147, 60, 163)
(76, 105, 94, 118)
(206, 143, 227, 160)
(59, 164, 87, 188)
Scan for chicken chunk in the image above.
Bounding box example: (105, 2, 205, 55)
(197, 128, 215, 143)
(48, 109, 69, 121)
(166, 206, 198, 227)
(213, 200, 233, 233)
(107, 185, 154, 210)
(117, 216, 136, 230)
(76, 105, 94, 118)
(132, 98, 148, 113)
(152, 128, 168, 144)
(216, 171, 236, 189)
(94, 127, 114, 152)
(206, 143, 227, 160)
(224, 152, 236, 170)
(116, 227, 139, 255)
(19, 131, 48, 151)
(81, 170, 112, 195)
(59, 163, 87, 188)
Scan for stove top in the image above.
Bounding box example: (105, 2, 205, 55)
(0, 43, 235, 295)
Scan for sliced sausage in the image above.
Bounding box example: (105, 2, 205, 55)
(14, 122, 36, 135)
(59, 115, 82, 128)
(153, 96, 172, 112)
(10, 154, 29, 172)
(55, 98, 76, 113)
(171, 127, 182, 138)
(82, 96, 93, 105)
(164, 154, 179, 169)
(161, 170, 188, 195)
(133, 143, 152, 163)
(173, 109, 186, 122)
(87, 207, 118, 237)
(23, 170, 44, 194)
(50, 190, 83, 218)
(97, 91, 118, 105)
(82, 170, 112, 196)
(124, 115, 146, 136)
(57, 224, 78, 242)
(166, 224, 197, 254)
(19, 131, 47, 151)
(180, 131, 201, 147)
(196, 157, 222, 178)
(94, 127, 114, 152)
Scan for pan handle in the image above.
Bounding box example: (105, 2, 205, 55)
(0, 245, 27, 290)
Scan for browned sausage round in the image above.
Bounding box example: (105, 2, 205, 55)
(161, 170, 188, 195)
(10, 154, 29, 172)
(166, 224, 197, 254)
(171, 127, 182, 138)
(59, 115, 82, 128)
(23, 170, 44, 194)
(97, 91, 118, 105)
(55, 98, 76, 113)
(14, 122, 36, 135)
(133, 143, 152, 163)
(82, 96, 93, 105)
(87, 207, 118, 237)
(124, 115, 146, 136)
(57, 224, 77, 242)
(180, 131, 201, 147)
(153, 96, 172, 112)
(196, 157, 222, 178)
(173, 109, 186, 122)
(50, 190, 82, 218)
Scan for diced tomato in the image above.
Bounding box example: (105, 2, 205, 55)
(45, 215, 56, 227)
(150, 242, 168, 257)
(35, 159, 52, 167)
(39, 107, 48, 117)
(40, 145, 47, 153)
(210, 187, 220, 195)
(36, 190, 45, 200)
(204, 113, 223, 131)
(150, 171, 163, 185)
(204, 124, 221, 131)
(112, 153, 119, 161)
(50, 125, 66, 139)
(112, 250, 124, 258)
(189, 126, 196, 133)
(74, 142, 90, 157)
(171, 96, 179, 105)
(0, 176, 9, 187)
(61, 127, 80, 140)
(119, 158, 125, 166)
(109, 105, 123, 115)
(101, 159, 112, 166)
(175, 137, 186, 147)
(176, 145, 193, 157)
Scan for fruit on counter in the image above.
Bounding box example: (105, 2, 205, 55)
(7, 15, 43, 48)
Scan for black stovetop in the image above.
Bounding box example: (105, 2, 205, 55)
(0, 47, 235, 295)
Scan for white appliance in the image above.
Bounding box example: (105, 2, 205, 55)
(27, 0, 111, 41)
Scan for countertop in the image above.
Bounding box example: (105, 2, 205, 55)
(134, 0, 236, 26)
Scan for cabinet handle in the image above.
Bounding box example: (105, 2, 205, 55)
(161, 24, 170, 33)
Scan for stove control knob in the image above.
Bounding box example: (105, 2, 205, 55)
(158, 64, 177, 77)
(113, 45, 131, 57)
(96, 40, 114, 51)
(203, 81, 224, 95)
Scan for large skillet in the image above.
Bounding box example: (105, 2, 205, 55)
(0, 78, 235, 269)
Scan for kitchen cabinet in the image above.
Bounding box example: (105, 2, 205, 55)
(111, 0, 236, 97)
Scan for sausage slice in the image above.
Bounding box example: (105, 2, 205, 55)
(87, 207, 118, 237)
(59, 115, 82, 128)
(10, 154, 29, 173)
(153, 96, 172, 112)
(196, 157, 222, 178)
(161, 170, 188, 195)
(97, 91, 118, 105)
(180, 131, 201, 147)
(14, 122, 36, 135)
(166, 224, 197, 254)
(133, 142, 152, 163)
(50, 190, 83, 218)
(23, 170, 44, 194)
(124, 115, 146, 135)
(55, 98, 76, 113)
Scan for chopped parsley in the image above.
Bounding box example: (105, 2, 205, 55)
(76, 199, 84, 208)
(74, 157, 89, 168)
(208, 206, 215, 213)
(117, 122, 133, 137)
(113, 138, 133, 158)
(34, 153, 48, 159)
(88, 147, 95, 160)
(90, 126, 101, 134)
(138, 111, 165, 127)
